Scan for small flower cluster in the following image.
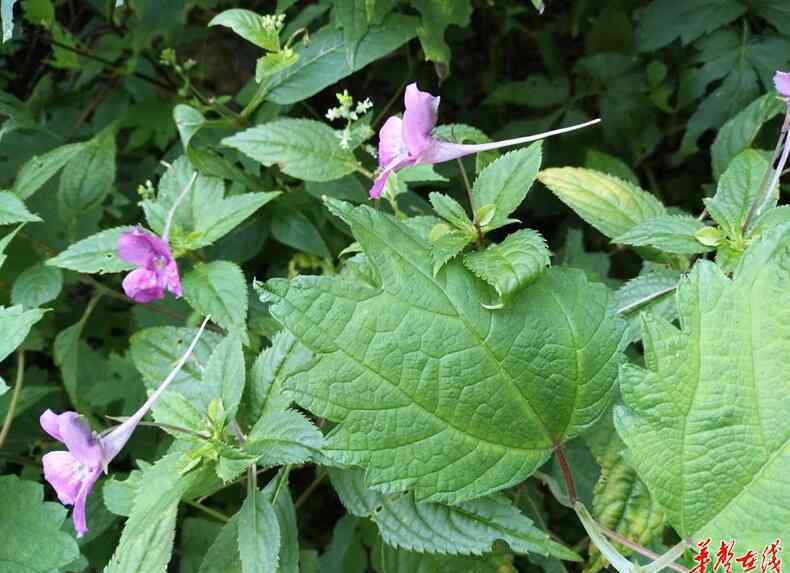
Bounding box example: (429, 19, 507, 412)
(325, 90, 374, 150)
(260, 13, 286, 34)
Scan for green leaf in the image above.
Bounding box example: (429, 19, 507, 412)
(47, 226, 135, 274)
(636, 0, 746, 51)
(0, 190, 41, 224)
(428, 224, 475, 275)
(106, 454, 211, 573)
(614, 214, 713, 254)
(0, 305, 45, 363)
(199, 515, 242, 573)
(583, 150, 639, 185)
(615, 225, 790, 546)
(238, 490, 281, 573)
(173, 104, 205, 151)
(203, 333, 246, 421)
(1, 0, 17, 42)
(0, 376, 6, 396)
(263, 470, 300, 573)
(224, 119, 358, 183)
(584, 417, 665, 573)
(462, 229, 550, 300)
(209, 9, 281, 51)
(104, 467, 146, 517)
(130, 326, 223, 416)
(472, 146, 542, 231)
(265, 14, 418, 105)
(335, 0, 368, 67)
(260, 201, 625, 503)
(0, 224, 23, 270)
(429, 192, 473, 231)
(538, 168, 666, 239)
(318, 515, 367, 573)
(380, 543, 515, 573)
(0, 475, 80, 571)
(483, 76, 570, 108)
(330, 468, 579, 559)
(271, 207, 331, 258)
(557, 228, 611, 284)
(182, 261, 249, 340)
(612, 265, 680, 343)
(412, 0, 472, 65)
(711, 93, 784, 179)
(705, 149, 771, 240)
(12, 142, 85, 199)
(244, 409, 323, 467)
(58, 129, 116, 220)
(11, 262, 63, 308)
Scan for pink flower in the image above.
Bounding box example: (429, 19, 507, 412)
(40, 318, 209, 537)
(118, 227, 181, 304)
(774, 71, 790, 98)
(369, 83, 601, 198)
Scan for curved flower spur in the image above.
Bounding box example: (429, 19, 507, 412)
(39, 316, 210, 537)
(369, 83, 601, 198)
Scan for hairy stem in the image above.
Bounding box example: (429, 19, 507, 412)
(0, 351, 25, 448)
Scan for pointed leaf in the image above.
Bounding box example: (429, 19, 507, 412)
(11, 263, 63, 308)
(0, 190, 41, 224)
(0, 305, 45, 362)
(260, 201, 625, 503)
(13, 142, 85, 199)
(182, 261, 249, 341)
(46, 226, 135, 274)
(238, 490, 281, 573)
(614, 214, 713, 254)
(203, 333, 246, 420)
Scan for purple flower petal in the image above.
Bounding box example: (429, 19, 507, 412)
(774, 71, 790, 97)
(57, 412, 105, 468)
(40, 409, 65, 442)
(118, 227, 171, 267)
(368, 157, 416, 198)
(378, 116, 407, 168)
(402, 83, 439, 157)
(71, 469, 101, 538)
(42, 451, 84, 505)
(122, 268, 166, 303)
(164, 261, 182, 298)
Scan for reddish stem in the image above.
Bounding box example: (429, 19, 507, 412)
(554, 444, 577, 504)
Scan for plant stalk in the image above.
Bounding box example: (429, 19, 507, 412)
(0, 351, 26, 448)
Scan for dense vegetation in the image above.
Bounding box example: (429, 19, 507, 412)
(0, 1, 787, 571)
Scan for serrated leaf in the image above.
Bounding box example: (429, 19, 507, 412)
(260, 201, 625, 503)
(636, 0, 746, 51)
(203, 333, 246, 420)
(0, 305, 45, 362)
(238, 490, 281, 573)
(462, 229, 550, 300)
(224, 119, 359, 182)
(182, 261, 249, 340)
(380, 543, 515, 573)
(711, 93, 784, 179)
(244, 409, 323, 467)
(11, 262, 63, 308)
(0, 475, 80, 571)
(612, 266, 680, 343)
(47, 226, 135, 274)
(106, 454, 211, 573)
(429, 191, 473, 231)
(199, 515, 242, 573)
(583, 417, 665, 573)
(263, 470, 300, 573)
(209, 9, 281, 51)
(472, 145, 542, 230)
(614, 214, 713, 254)
(705, 149, 771, 240)
(539, 168, 666, 239)
(412, 0, 472, 64)
(265, 14, 418, 105)
(104, 468, 146, 517)
(614, 225, 790, 546)
(330, 468, 578, 559)
(429, 226, 475, 275)
(583, 150, 639, 185)
(13, 142, 85, 199)
(58, 129, 116, 221)
(0, 190, 41, 224)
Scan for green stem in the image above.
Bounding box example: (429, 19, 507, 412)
(294, 469, 327, 510)
(0, 351, 25, 448)
(456, 158, 484, 249)
(185, 499, 230, 523)
(554, 444, 577, 504)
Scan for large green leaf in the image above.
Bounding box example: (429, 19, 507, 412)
(330, 468, 578, 560)
(615, 225, 790, 546)
(260, 201, 625, 503)
(58, 129, 116, 221)
(636, 0, 745, 51)
(11, 263, 63, 308)
(202, 333, 246, 420)
(538, 168, 666, 240)
(0, 475, 80, 572)
(614, 214, 712, 255)
(264, 14, 417, 105)
(12, 142, 85, 199)
(47, 226, 135, 274)
(238, 490, 281, 573)
(223, 119, 359, 183)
